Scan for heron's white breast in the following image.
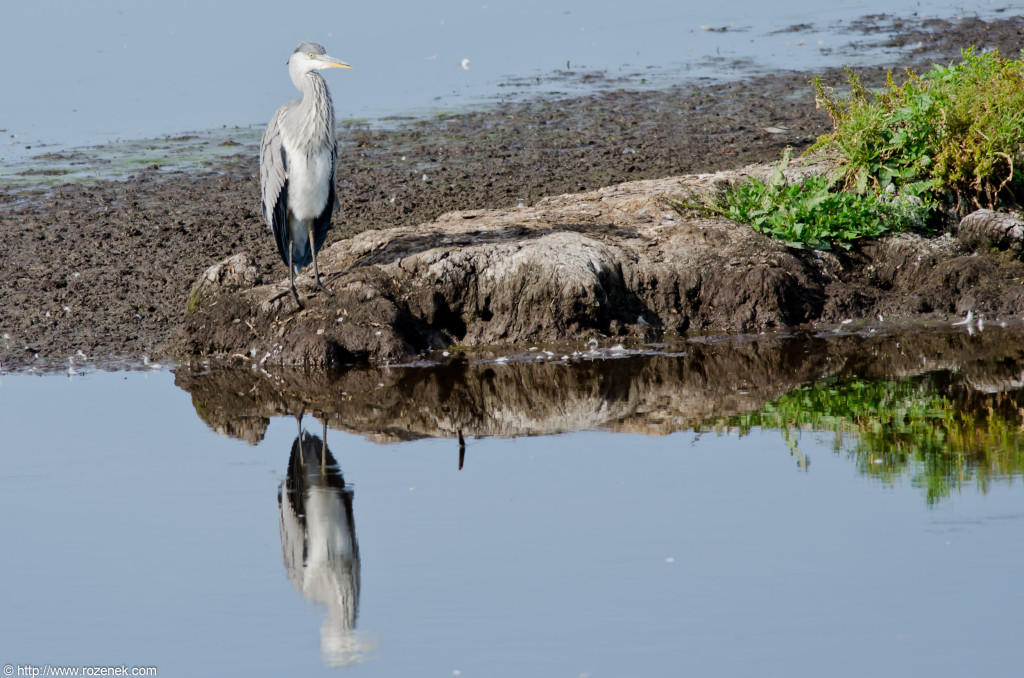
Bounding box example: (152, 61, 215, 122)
(305, 488, 356, 562)
(284, 145, 333, 221)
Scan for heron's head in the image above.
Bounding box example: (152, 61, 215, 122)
(289, 42, 353, 78)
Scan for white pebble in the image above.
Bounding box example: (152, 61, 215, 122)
(952, 310, 974, 326)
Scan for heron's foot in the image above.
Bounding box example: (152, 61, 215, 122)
(315, 277, 335, 297)
(290, 284, 304, 309)
(269, 283, 304, 309)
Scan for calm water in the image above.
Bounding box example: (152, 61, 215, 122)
(0, 0, 1008, 160)
(2, 328, 1023, 676)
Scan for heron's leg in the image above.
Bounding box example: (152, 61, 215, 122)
(308, 220, 334, 296)
(287, 229, 303, 308)
(321, 418, 328, 468)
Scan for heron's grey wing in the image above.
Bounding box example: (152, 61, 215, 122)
(311, 138, 337, 255)
(260, 104, 291, 266)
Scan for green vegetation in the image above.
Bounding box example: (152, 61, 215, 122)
(668, 149, 931, 249)
(186, 287, 207, 312)
(813, 48, 1024, 215)
(705, 373, 1024, 505)
(673, 48, 1024, 248)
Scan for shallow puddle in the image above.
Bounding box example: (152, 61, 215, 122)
(2, 327, 1022, 675)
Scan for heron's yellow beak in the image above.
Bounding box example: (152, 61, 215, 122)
(318, 55, 353, 69)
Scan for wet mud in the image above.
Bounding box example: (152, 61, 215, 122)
(2, 14, 1024, 370)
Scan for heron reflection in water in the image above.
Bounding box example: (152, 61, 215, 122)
(279, 416, 367, 666)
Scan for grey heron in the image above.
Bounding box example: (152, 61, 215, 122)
(260, 42, 352, 308)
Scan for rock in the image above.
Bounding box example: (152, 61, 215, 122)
(187, 252, 262, 312)
(957, 209, 1024, 253)
(175, 162, 826, 366)
(200, 252, 262, 287)
(172, 160, 1024, 367)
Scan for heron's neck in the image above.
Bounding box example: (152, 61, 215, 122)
(292, 72, 336, 153)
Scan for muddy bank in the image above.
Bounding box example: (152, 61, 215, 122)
(174, 156, 1024, 367)
(2, 15, 1024, 370)
(174, 326, 1024, 445)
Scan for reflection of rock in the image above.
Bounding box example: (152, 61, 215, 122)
(961, 358, 1024, 394)
(279, 420, 364, 666)
(174, 326, 1024, 444)
(184, 367, 274, 443)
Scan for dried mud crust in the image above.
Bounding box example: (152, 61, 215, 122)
(2, 15, 1024, 369)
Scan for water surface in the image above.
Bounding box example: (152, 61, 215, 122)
(2, 328, 1023, 675)
(0, 0, 1009, 161)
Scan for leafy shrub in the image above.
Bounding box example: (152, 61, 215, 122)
(813, 48, 1024, 214)
(669, 150, 931, 249)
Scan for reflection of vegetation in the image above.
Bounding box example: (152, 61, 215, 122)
(710, 374, 1024, 505)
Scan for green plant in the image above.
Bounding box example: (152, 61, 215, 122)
(812, 48, 1024, 214)
(668, 149, 931, 249)
(186, 287, 207, 312)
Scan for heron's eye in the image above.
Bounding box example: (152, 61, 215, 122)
(308, 54, 315, 59)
